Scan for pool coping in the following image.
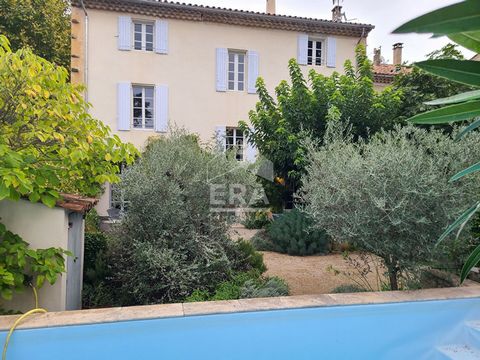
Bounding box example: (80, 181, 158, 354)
(1, 285, 480, 331)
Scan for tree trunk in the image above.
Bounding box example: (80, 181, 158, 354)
(385, 257, 399, 290)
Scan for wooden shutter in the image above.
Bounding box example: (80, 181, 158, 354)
(118, 16, 132, 51)
(327, 37, 337, 68)
(155, 20, 168, 54)
(216, 48, 228, 92)
(247, 51, 259, 94)
(215, 126, 227, 151)
(155, 85, 169, 133)
(117, 82, 131, 131)
(297, 34, 308, 65)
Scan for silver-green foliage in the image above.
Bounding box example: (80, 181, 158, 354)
(109, 132, 263, 305)
(300, 125, 480, 289)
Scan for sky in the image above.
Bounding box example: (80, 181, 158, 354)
(184, 0, 475, 63)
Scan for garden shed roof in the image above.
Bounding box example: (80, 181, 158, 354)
(72, 0, 374, 37)
(57, 193, 98, 213)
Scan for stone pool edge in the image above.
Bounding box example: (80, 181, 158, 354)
(1, 286, 480, 331)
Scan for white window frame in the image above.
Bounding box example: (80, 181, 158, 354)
(227, 51, 246, 92)
(307, 38, 325, 66)
(226, 127, 245, 161)
(133, 21, 154, 52)
(132, 85, 155, 130)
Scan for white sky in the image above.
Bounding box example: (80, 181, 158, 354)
(185, 0, 475, 63)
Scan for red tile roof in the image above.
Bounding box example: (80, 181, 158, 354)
(57, 193, 98, 213)
(373, 64, 411, 84)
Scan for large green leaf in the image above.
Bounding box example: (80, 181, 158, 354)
(450, 161, 480, 182)
(449, 31, 480, 53)
(409, 100, 480, 124)
(456, 117, 480, 140)
(425, 90, 480, 106)
(415, 60, 480, 87)
(393, 0, 480, 35)
(461, 243, 480, 283)
(436, 202, 480, 245)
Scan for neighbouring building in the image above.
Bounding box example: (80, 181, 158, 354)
(71, 0, 374, 217)
(372, 43, 411, 91)
(0, 195, 97, 312)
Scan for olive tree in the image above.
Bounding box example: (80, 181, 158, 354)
(106, 132, 265, 305)
(300, 125, 480, 290)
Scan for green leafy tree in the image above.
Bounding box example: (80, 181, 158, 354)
(393, 43, 472, 120)
(393, 0, 480, 282)
(0, 0, 70, 68)
(0, 35, 137, 302)
(301, 125, 480, 290)
(240, 45, 402, 207)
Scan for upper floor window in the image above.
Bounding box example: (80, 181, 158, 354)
(308, 39, 324, 66)
(226, 127, 244, 161)
(228, 51, 245, 91)
(132, 85, 154, 129)
(134, 22, 154, 51)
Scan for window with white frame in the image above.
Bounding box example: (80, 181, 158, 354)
(307, 39, 325, 66)
(132, 85, 154, 129)
(228, 51, 245, 91)
(226, 127, 244, 161)
(134, 22, 154, 51)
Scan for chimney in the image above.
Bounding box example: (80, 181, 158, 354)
(373, 48, 381, 66)
(266, 0, 276, 14)
(393, 43, 403, 66)
(332, 5, 343, 21)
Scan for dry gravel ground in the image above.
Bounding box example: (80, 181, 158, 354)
(262, 251, 383, 295)
(229, 224, 382, 295)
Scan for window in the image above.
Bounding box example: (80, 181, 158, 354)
(132, 86, 154, 129)
(110, 163, 128, 216)
(134, 22, 154, 51)
(228, 51, 245, 91)
(226, 127, 244, 161)
(307, 39, 324, 66)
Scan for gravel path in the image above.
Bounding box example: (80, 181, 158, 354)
(262, 251, 384, 295)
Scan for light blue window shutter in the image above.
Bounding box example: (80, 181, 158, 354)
(155, 85, 168, 133)
(215, 126, 227, 152)
(118, 16, 132, 51)
(245, 140, 258, 163)
(297, 34, 308, 65)
(247, 51, 259, 94)
(117, 82, 131, 131)
(327, 37, 337, 68)
(155, 20, 168, 54)
(216, 48, 228, 92)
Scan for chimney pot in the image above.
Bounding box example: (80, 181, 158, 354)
(373, 48, 381, 66)
(266, 0, 276, 14)
(393, 42, 403, 66)
(332, 5, 343, 22)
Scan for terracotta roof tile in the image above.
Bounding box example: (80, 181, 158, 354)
(57, 193, 98, 213)
(72, 0, 374, 37)
(373, 64, 411, 84)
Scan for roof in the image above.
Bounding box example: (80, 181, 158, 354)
(72, 0, 374, 37)
(373, 64, 411, 84)
(57, 193, 98, 213)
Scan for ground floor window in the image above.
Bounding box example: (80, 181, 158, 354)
(110, 163, 128, 217)
(226, 127, 244, 161)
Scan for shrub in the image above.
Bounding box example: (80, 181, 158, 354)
(331, 285, 368, 294)
(301, 124, 480, 290)
(266, 209, 330, 256)
(106, 132, 264, 305)
(235, 240, 267, 273)
(242, 210, 271, 229)
(251, 230, 276, 252)
(240, 277, 289, 298)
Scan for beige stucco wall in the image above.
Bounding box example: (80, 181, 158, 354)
(0, 200, 69, 313)
(73, 7, 365, 215)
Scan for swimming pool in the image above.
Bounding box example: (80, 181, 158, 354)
(1, 290, 480, 359)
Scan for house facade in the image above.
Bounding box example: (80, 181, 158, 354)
(71, 0, 374, 216)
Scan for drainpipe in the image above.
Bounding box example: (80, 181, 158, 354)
(79, 0, 89, 103)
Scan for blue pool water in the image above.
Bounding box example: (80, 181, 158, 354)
(2, 298, 480, 359)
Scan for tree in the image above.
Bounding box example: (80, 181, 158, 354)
(0, 35, 137, 302)
(0, 35, 137, 206)
(393, 0, 480, 282)
(300, 125, 480, 290)
(393, 43, 472, 120)
(240, 45, 402, 208)
(0, 0, 70, 69)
